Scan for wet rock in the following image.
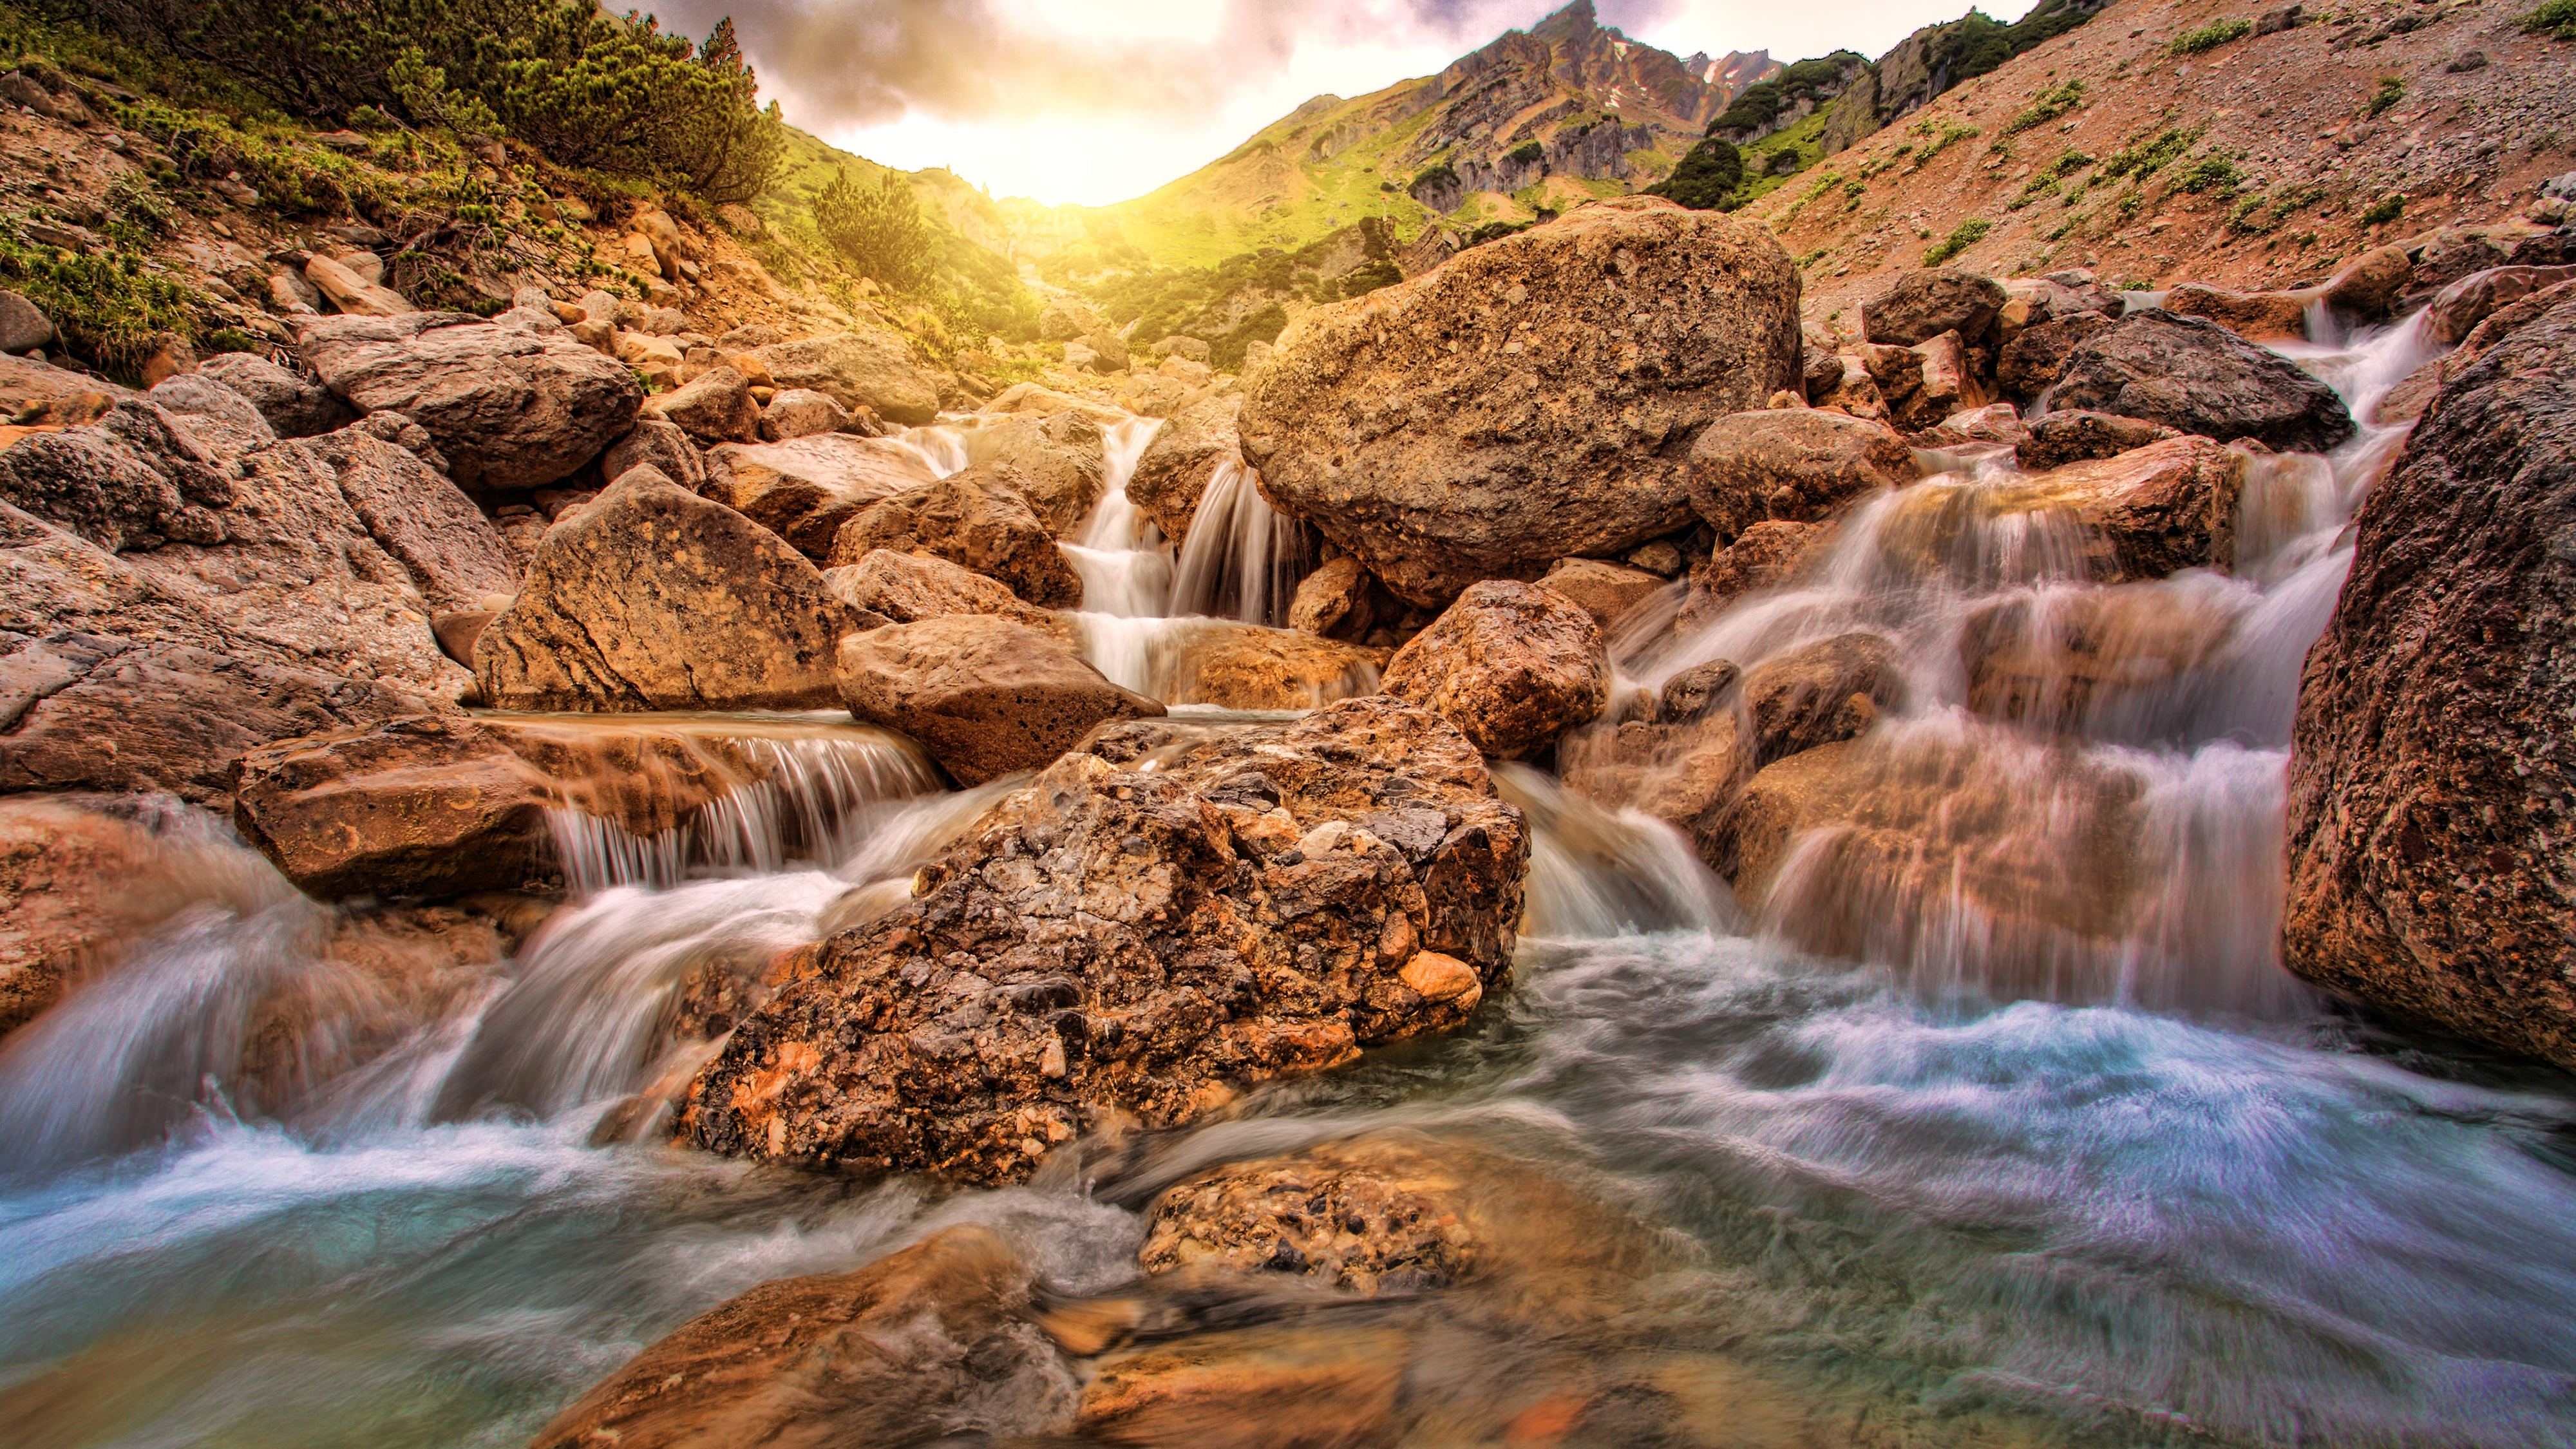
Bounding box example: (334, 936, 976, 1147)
(2376, 278, 2576, 427)
(527, 1226, 1075, 1449)
(0, 399, 234, 553)
(2284, 289, 2576, 1069)
(594, 418, 700, 493)
(2015, 410, 2182, 471)
(1562, 704, 1753, 869)
(232, 715, 553, 900)
(1127, 392, 1239, 545)
(1884, 437, 2244, 584)
(1144, 621, 1388, 710)
(1240, 197, 1801, 608)
(431, 610, 495, 667)
(475, 466, 858, 711)
(1882, 329, 1991, 431)
(683, 696, 1527, 1182)
(1383, 581, 1610, 759)
(1143, 1142, 1477, 1293)
(2322, 243, 2415, 317)
(1075, 1323, 1410, 1447)
(146, 374, 276, 457)
(828, 464, 1084, 609)
(1741, 632, 1907, 764)
(639, 364, 759, 444)
(1996, 310, 2115, 404)
(963, 410, 1107, 538)
(753, 330, 939, 426)
(820, 547, 1072, 645)
(1535, 558, 1670, 631)
(1675, 519, 1830, 631)
(1288, 553, 1381, 643)
(702, 432, 936, 558)
(1861, 267, 2005, 347)
(1685, 408, 1916, 544)
(837, 615, 1162, 784)
(0, 797, 251, 1038)
(297, 312, 641, 490)
(2427, 265, 2576, 345)
(756, 386, 848, 442)
(2164, 284, 2313, 341)
(194, 353, 355, 439)
(2052, 310, 2354, 453)
(1962, 582, 2236, 731)
(2405, 230, 2516, 305)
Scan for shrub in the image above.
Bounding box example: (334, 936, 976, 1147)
(2101, 126, 2200, 180)
(2366, 77, 2406, 118)
(1923, 218, 1991, 265)
(2362, 193, 2407, 225)
(1506, 140, 1544, 166)
(2524, 0, 2576, 39)
(1647, 139, 1743, 209)
(1211, 302, 1287, 372)
(2170, 18, 2253, 54)
(2002, 79, 2086, 137)
(0, 229, 203, 378)
(813, 168, 935, 290)
(2176, 156, 2243, 194)
(1764, 149, 1803, 176)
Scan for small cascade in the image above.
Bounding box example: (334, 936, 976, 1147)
(879, 422, 972, 477)
(1166, 457, 1313, 627)
(1063, 418, 1175, 620)
(1495, 764, 1738, 939)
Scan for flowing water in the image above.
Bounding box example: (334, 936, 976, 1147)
(4, 320, 2574, 1447)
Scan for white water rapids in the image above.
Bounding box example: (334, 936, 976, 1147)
(3, 321, 2574, 1447)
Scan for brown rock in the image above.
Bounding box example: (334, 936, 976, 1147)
(836, 616, 1162, 784)
(431, 610, 496, 667)
(683, 697, 1528, 1182)
(1996, 310, 2115, 404)
(1141, 1143, 1478, 1294)
(1909, 400, 2026, 451)
(703, 432, 937, 558)
(195, 352, 354, 439)
(1142, 621, 1388, 710)
(232, 715, 553, 900)
(1127, 392, 1240, 545)
(2284, 290, 2576, 1068)
(600, 417, 706, 491)
(2427, 265, 2576, 346)
(1685, 408, 1916, 544)
(1741, 632, 1907, 764)
(475, 466, 860, 711)
(1075, 1325, 1408, 1449)
(756, 387, 848, 442)
(297, 313, 642, 490)
(1561, 702, 1754, 869)
(0, 797, 252, 1038)
(2164, 284, 2313, 341)
(1535, 558, 1671, 631)
(963, 410, 1107, 538)
(527, 1227, 1074, 1449)
(1862, 267, 2006, 347)
(1961, 583, 2235, 731)
(820, 547, 1072, 643)
(302, 254, 413, 317)
(640, 365, 759, 444)
(1678, 519, 1830, 630)
(1383, 581, 1610, 760)
(1240, 197, 1802, 607)
(828, 464, 1083, 609)
(1896, 329, 1990, 431)
(2052, 311, 2354, 453)
(1287, 553, 1381, 642)
(1882, 437, 2244, 583)
(2015, 410, 2183, 471)
(2323, 243, 2414, 317)
(752, 331, 940, 426)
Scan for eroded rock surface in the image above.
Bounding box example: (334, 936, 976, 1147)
(1382, 582, 1610, 760)
(1126, 392, 1239, 545)
(837, 615, 1163, 785)
(753, 330, 939, 426)
(2051, 310, 2354, 453)
(829, 464, 1083, 609)
(702, 432, 936, 558)
(683, 697, 1528, 1183)
(1240, 197, 1801, 607)
(1686, 407, 1916, 543)
(297, 313, 641, 489)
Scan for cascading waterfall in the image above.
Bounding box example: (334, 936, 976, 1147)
(8, 312, 2576, 1449)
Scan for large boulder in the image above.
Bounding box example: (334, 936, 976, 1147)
(1685, 408, 1917, 543)
(1239, 197, 1801, 607)
(702, 433, 937, 558)
(2050, 310, 2354, 453)
(475, 466, 861, 711)
(1996, 310, 2115, 404)
(1126, 392, 1240, 544)
(527, 1227, 1074, 1449)
(837, 616, 1162, 784)
(1741, 631, 1908, 764)
(828, 464, 1083, 609)
(600, 417, 707, 491)
(1678, 519, 1830, 629)
(1288, 553, 1387, 643)
(963, 410, 1108, 538)
(640, 364, 759, 444)
(0, 399, 234, 552)
(820, 547, 1074, 644)
(1861, 267, 2006, 347)
(682, 696, 1528, 1182)
(196, 352, 354, 439)
(753, 331, 940, 426)
(1880, 437, 2245, 584)
(146, 374, 277, 457)
(296, 313, 641, 489)
(2427, 265, 2576, 346)
(1383, 581, 1610, 759)
(2163, 284, 2312, 342)
(2284, 290, 2576, 1068)
(2014, 410, 2181, 471)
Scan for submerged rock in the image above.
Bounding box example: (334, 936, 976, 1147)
(474, 466, 860, 711)
(1142, 621, 1388, 710)
(1879, 437, 2244, 584)
(1240, 196, 1801, 607)
(1383, 582, 1610, 760)
(2050, 310, 2354, 453)
(526, 1226, 1075, 1449)
(683, 697, 1528, 1183)
(296, 312, 641, 489)
(837, 615, 1163, 785)
(2284, 289, 2576, 1068)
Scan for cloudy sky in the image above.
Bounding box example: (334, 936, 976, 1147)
(649, 0, 2038, 206)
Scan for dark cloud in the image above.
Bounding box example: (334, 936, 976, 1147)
(642, 0, 1679, 131)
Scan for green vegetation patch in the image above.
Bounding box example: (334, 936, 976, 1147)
(2001, 80, 2087, 138)
(2101, 125, 2202, 180)
(2170, 19, 2254, 55)
(1923, 218, 1993, 266)
(0, 225, 204, 379)
(1647, 139, 1743, 210)
(2367, 77, 2407, 118)
(2362, 193, 2407, 225)
(2523, 0, 2576, 40)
